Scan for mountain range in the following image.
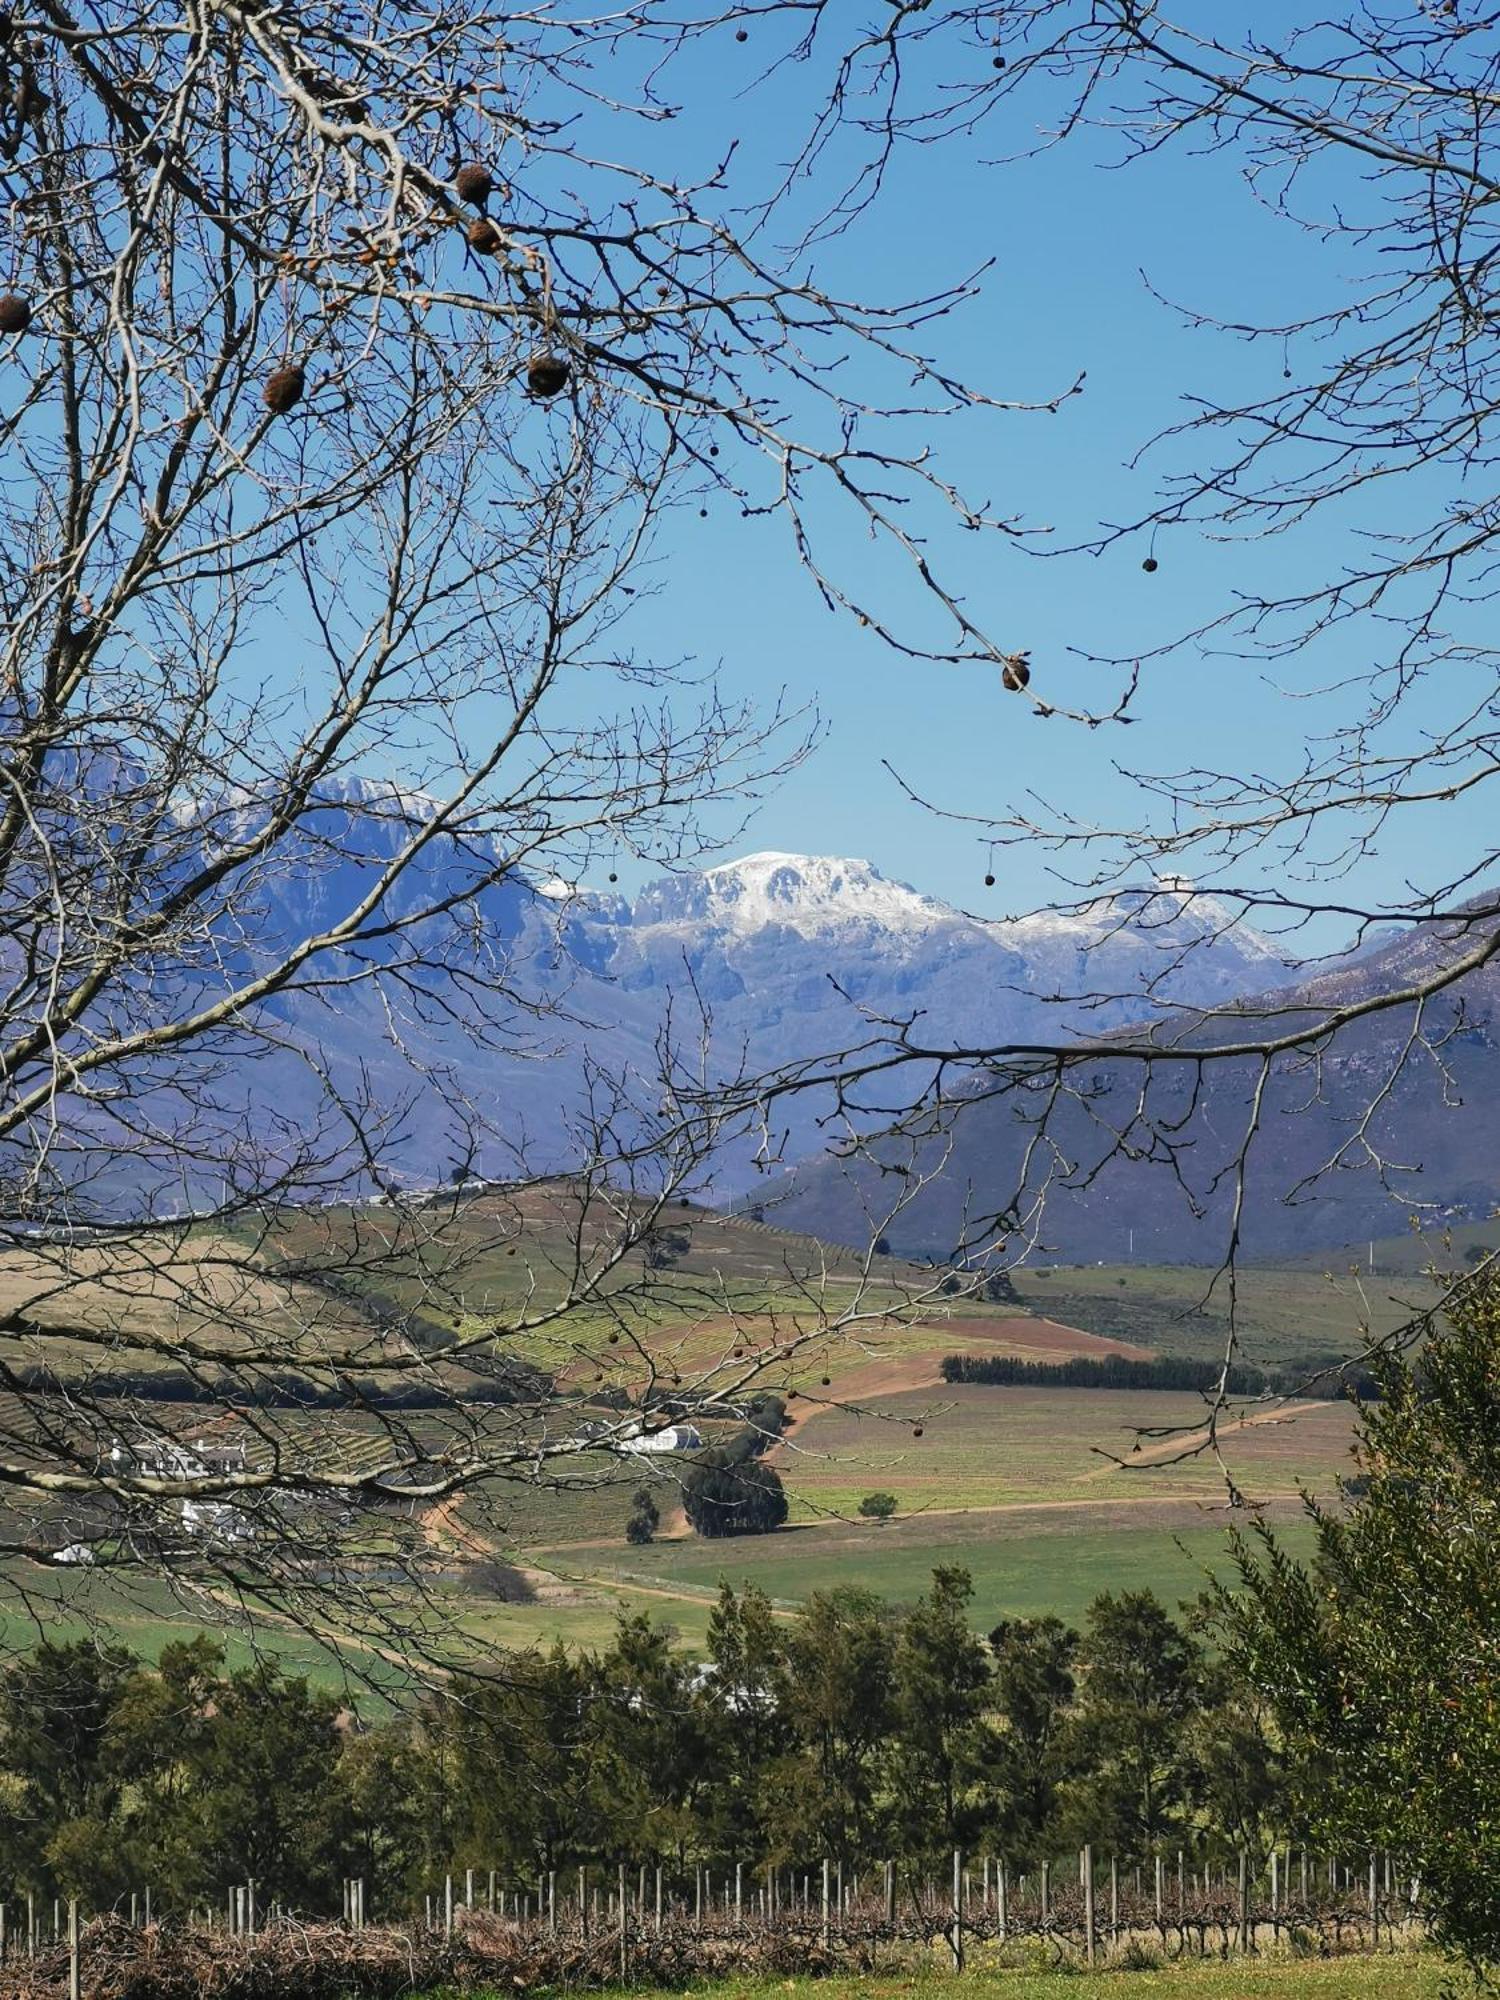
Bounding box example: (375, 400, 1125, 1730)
(43, 784, 1500, 1262)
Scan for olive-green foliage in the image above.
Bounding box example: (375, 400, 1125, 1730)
(0, 1637, 348, 1909)
(0, 1572, 1299, 1920)
(1214, 1278, 1500, 1977)
(681, 1451, 788, 1537)
(1055, 1590, 1207, 1860)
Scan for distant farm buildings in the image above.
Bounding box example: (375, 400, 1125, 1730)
(619, 1423, 703, 1456)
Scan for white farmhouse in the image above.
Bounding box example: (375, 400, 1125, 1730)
(619, 1424, 703, 1456)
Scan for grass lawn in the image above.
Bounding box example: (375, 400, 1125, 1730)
(471, 1956, 1452, 2000)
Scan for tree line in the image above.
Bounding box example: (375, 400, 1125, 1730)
(0, 1577, 1298, 1920)
(940, 1352, 1380, 1400)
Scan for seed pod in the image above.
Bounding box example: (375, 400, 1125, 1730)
(984, 872, 996, 888)
(526, 351, 571, 398)
(820, 1375, 831, 1388)
(1000, 652, 1031, 692)
(455, 161, 494, 208)
(912, 1426, 924, 1438)
(466, 216, 503, 255)
(262, 363, 305, 415)
(1142, 556, 1159, 573)
(0, 293, 30, 335)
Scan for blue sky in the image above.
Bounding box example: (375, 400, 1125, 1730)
(550, 12, 1493, 952)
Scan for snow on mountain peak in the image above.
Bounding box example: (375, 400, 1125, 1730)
(635, 852, 959, 939)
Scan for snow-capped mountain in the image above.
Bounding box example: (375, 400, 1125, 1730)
(630, 852, 963, 939)
(579, 853, 1288, 1078)
(26, 805, 1316, 1218)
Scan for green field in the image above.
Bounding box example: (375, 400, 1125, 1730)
(458, 1956, 1453, 2000)
(514, 1382, 1348, 1641)
(0, 1195, 1378, 1675)
(543, 1507, 1318, 1637)
(1010, 1261, 1418, 1364)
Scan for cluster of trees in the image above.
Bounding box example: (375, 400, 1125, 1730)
(940, 1352, 1379, 1401)
(679, 1418, 789, 1539)
(0, 1578, 1289, 1918)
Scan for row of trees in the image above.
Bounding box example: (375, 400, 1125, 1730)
(0, 1577, 1285, 1918)
(940, 1351, 1378, 1400)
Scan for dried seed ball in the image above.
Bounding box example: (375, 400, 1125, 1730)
(733, 1348, 744, 1359)
(820, 1375, 831, 1387)
(455, 161, 494, 208)
(912, 1425, 924, 1438)
(608, 871, 618, 883)
(507, 1245, 517, 1254)
(1142, 556, 1159, 573)
(466, 216, 503, 255)
(0, 293, 30, 335)
(736, 27, 748, 40)
(263, 363, 305, 414)
(984, 872, 996, 887)
(992, 54, 1006, 68)
(608, 1331, 620, 1343)
(526, 350, 571, 398)
(1001, 655, 1031, 692)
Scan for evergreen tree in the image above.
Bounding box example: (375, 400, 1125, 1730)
(682, 1453, 788, 1538)
(1058, 1591, 1205, 1859)
(1215, 1278, 1500, 1975)
(700, 1584, 791, 1863)
(888, 1568, 996, 1856)
(189, 1662, 350, 1907)
(772, 1589, 896, 1863)
(987, 1616, 1079, 1860)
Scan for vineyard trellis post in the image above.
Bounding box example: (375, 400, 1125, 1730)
(949, 1849, 963, 1972)
(618, 1863, 627, 1982)
(1109, 1855, 1117, 1941)
(1082, 1846, 1095, 1966)
(1270, 1849, 1279, 1942)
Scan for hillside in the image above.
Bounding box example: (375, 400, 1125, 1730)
(774, 908, 1500, 1265)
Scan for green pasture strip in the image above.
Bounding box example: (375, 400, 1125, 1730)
(542, 1506, 1321, 1635)
(443, 1953, 1450, 2000)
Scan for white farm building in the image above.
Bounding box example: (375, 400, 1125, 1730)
(619, 1424, 703, 1456)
